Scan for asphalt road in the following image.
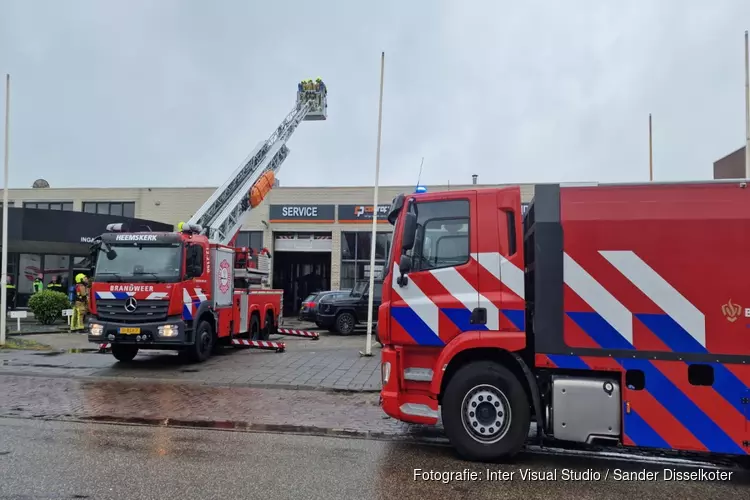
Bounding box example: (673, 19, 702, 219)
(1, 418, 747, 500)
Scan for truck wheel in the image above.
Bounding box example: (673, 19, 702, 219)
(189, 320, 214, 363)
(250, 315, 262, 341)
(441, 361, 530, 462)
(111, 345, 138, 363)
(335, 312, 356, 335)
(261, 311, 274, 341)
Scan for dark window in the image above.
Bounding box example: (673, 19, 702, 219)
(23, 201, 72, 211)
(407, 199, 470, 272)
(0, 201, 14, 208)
(341, 233, 356, 259)
(340, 261, 356, 290)
(235, 231, 264, 249)
(82, 201, 136, 217)
(688, 364, 714, 386)
(356, 232, 371, 260)
(625, 370, 645, 391)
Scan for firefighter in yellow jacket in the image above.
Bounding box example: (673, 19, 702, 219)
(71, 273, 89, 332)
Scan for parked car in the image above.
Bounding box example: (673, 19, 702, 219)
(316, 280, 383, 335)
(298, 290, 351, 324)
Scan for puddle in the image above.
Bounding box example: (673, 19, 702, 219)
(32, 348, 101, 355)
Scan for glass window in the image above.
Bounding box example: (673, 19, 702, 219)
(0, 201, 14, 208)
(408, 199, 470, 271)
(62, 202, 73, 211)
(23, 202, 37, 209)
(82, 201, 136, 217)
(356, 232, 371, 260)
(43, 255, 70, 289)
(18, 253, 42, 294)
(123, 202, 135, 218)
(49, 203, 61, 211)
(249, 231, 263, 249)
(340, 262, 356, 290)
(95, 244, 182, 281)
(375, 233, 388, 260)
(341, 232, 356, 260)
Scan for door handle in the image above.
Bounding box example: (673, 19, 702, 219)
(470, 307, 487, 325)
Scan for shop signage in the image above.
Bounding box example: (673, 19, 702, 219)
(269, 204, 335, 223)
(338, 204, 390, 223)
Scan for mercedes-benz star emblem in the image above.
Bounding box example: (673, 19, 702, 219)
(124, 297, 138, 313)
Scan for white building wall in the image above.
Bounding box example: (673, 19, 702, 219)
(6, 183, 535, 290)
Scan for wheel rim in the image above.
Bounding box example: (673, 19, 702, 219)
(199, 331, 211, 354)
(460, 384, 511, 444)
(340, 316, 353, 332)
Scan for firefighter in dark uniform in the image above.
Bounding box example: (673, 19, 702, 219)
(33, 274, 44, 293)
(5, 275, 16, 311)
(47, 275, 64, 293)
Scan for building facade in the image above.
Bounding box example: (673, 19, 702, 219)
(713, 146, 747, 179)
(5, 183, 534, 314)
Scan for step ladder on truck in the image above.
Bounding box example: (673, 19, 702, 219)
(379, 181, 750, 464)
(88, 82, 328, 363)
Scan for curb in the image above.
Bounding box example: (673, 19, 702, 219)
(0, 413, 450, 445)
(0, 370, 383, 393)
(7, 329, 73, 337)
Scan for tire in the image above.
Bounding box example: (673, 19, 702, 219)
(111, 344, 138, 363)
(335, 312, 356, 335)
(261, 312, 274, 341)
(188, 320, 214, 363)
(250, 314, 262, 341)
(441, 361, 530, 462)
(315, 321, 323, 328)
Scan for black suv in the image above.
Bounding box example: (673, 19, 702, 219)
(315, 280, 383, 335)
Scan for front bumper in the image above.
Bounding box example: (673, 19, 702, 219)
(87, 317, 189, 347)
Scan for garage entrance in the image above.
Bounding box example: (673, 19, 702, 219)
(272, 232, 333, 316)
(273, 252, 331, 316)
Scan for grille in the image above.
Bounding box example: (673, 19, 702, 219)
(95, 299, 169, 323)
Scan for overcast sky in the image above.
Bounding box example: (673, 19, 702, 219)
(1, 0, 749, 189)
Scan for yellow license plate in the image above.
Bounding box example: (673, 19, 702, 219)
(119, 327, 141, 334)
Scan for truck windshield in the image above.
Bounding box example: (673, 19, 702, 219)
(95, 244, 182, 283)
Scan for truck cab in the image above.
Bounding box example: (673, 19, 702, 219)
(87, 227, 216, 362)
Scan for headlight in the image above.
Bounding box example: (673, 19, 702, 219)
(158, 325, 179, 337)
(89, 323, 104, 336)
(381, 361, 391, 385)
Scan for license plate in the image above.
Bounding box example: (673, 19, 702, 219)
(119, 327, 141, 334)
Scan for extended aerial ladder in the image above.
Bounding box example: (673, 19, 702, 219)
(186, 83, 327, 246)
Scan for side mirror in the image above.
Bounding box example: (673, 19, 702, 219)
(396, 254, 411, 287)
(401, 212, 417, 251)
(106, 249, 117, 260)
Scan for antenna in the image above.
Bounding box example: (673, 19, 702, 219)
(415, 157, 424, 190)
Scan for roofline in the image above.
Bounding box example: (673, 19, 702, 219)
(713, 145, 746, 164)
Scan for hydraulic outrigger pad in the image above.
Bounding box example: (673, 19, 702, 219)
(231, 338, 286, 353)
(276, 328, 319, 340)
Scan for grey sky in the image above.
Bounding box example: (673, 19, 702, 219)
(1, 0, 749, 189)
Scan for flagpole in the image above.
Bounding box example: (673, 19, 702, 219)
(361, 52, 385, 357)
(1, 74, 11, 346)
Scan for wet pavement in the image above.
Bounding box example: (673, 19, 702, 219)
(0, 328, 383, 392)
(1, 417, 747, 500)
(0, 374, 421, 439)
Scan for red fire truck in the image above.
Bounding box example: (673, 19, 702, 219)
(379, 181, 750, 461)
(87, 83, 328, 362)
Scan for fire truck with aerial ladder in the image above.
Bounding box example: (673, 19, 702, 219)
(379, 181, 750, 462)
(87, 82, 327, 363)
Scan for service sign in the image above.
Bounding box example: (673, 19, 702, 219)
(338, 204, 390, 223)
(268, 204, 335, 223)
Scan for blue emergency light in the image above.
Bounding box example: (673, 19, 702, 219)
(415, 185, 427, 193)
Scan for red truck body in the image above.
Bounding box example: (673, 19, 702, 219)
(379, 181, 750, 461)
(88, 228, 282, 362)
